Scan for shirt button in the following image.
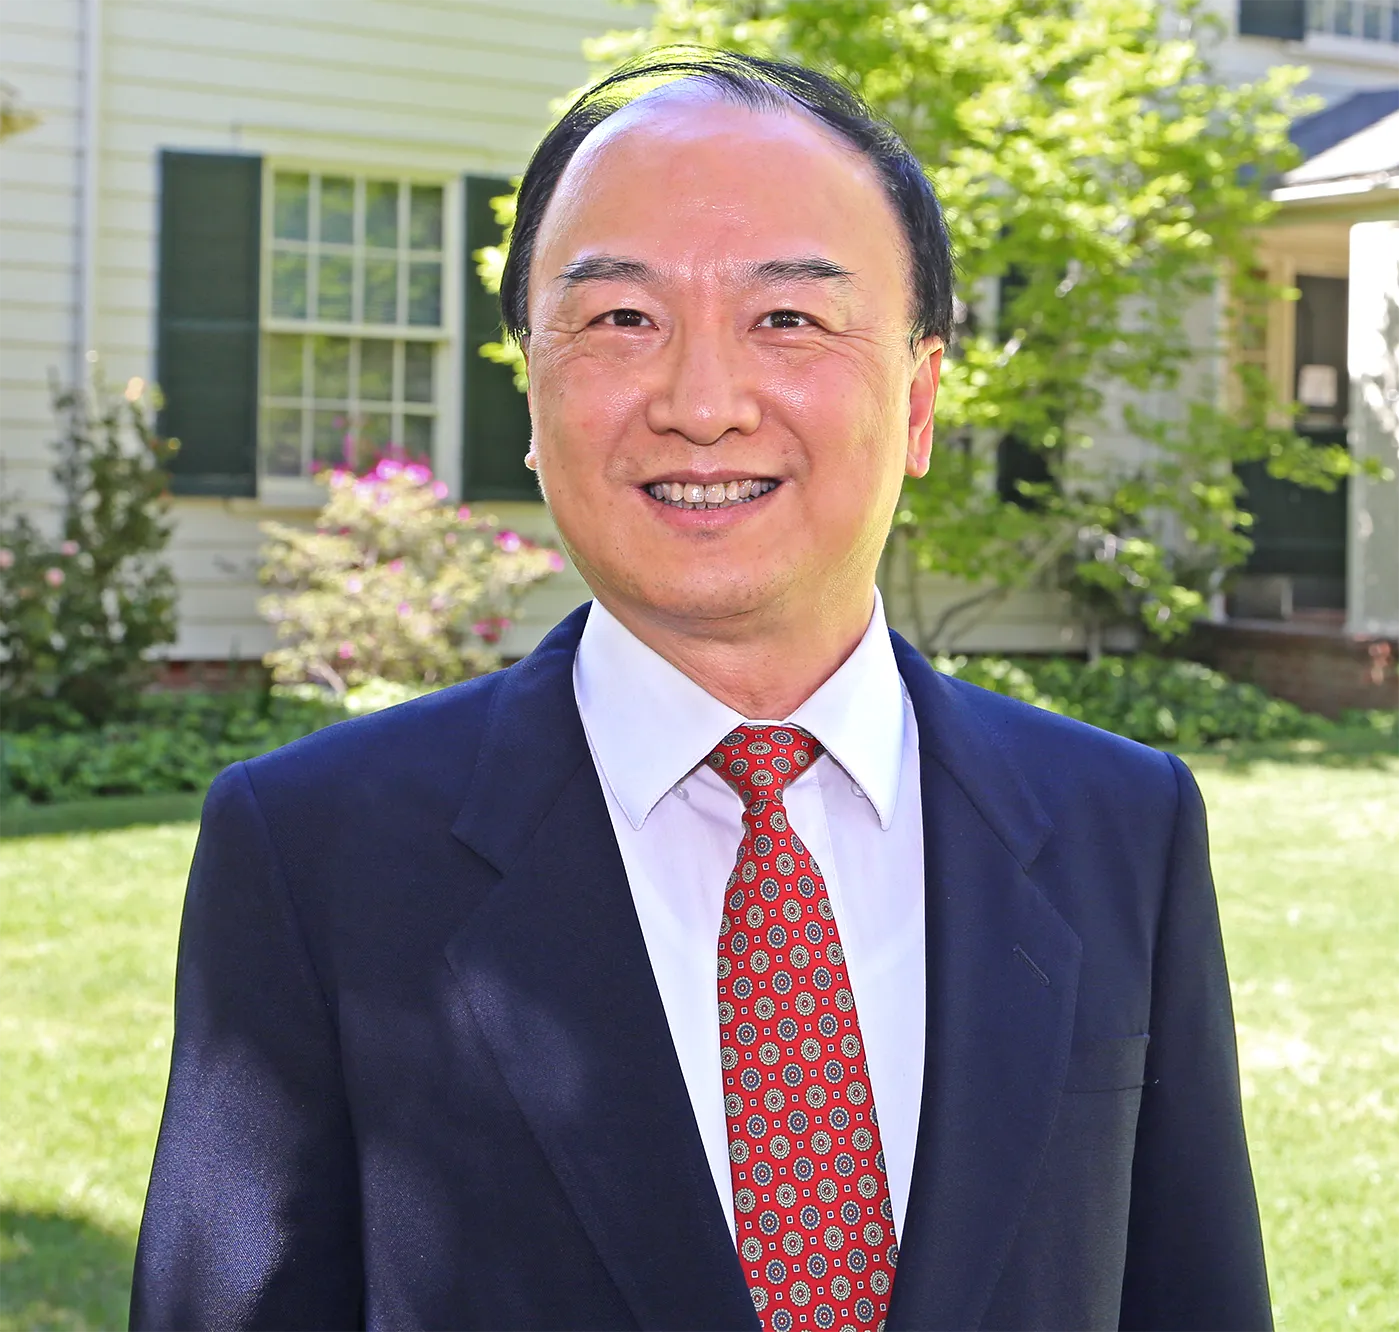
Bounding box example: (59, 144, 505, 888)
(672, 782, 690, 802)
(850, 780, 867, 800)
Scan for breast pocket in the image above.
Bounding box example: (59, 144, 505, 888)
(1063, 1033, 1150, 1093)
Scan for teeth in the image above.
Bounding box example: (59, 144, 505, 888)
(644, 479, 778, 509)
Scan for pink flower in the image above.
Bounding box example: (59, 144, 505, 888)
(60, 540, 79, 556)
(443, 532, 458, 548)
(397, 601, 412, 617)
(337, 641, 355, 660)
(387, 559, 404, 574)
(432, 480, 449, 499)
(375, 458, 403, 480)
(457, 505, 472, 521)
(473, 616, 509, 644)
(495, 531, 522, 553)
(404, 463, 432, 486)
(345, 576, 363, 594)
(44, 567, 65, 587)
(0, 549, 13, 570)
(547, 551, 566, 572)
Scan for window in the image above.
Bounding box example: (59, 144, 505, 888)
(259, 170, 449, 488)
(1306, 0, 1399, 40)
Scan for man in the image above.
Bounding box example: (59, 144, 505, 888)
(132, 50, 1270, 1332)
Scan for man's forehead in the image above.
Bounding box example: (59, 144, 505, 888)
(551, 82, 874, 207)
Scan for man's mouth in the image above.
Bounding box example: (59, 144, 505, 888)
(643, 479, 780, 510)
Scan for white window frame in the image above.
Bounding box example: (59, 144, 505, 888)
(256, 160, 460, 508)
(1306, 0, 1399, 43)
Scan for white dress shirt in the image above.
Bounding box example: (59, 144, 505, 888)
(573, 592, 926, 1242)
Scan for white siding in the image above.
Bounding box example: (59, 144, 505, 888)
(0, 0, 84, 518)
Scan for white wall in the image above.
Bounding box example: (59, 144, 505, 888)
(0, 0, 85, 519)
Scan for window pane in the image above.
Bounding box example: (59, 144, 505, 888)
(316, 253, 353, 321)
(274, 173, 310, 240)
(313, 409, 355, 469)
(320, 176, 355, 244)
(1335, 0, 1353, 32)
(410, 185, 443, 250)
(402, 412, 434, 459)
(364, 258, 399, 324)
(403, 341, 434, 402)
(359, 339, 394, 401)
(312, 336, 351, 401)
(408, 261, 442, 326)
(263, 408, 304, 475)
(271, 250, 308, 318)
(359, 411, 393, 457)
(1363, 2, 1382, 36)
(266, 334, 305, 397)
(365, 180, 399, 249)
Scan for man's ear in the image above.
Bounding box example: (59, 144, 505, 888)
(521, 337, 537, 469)
(906, 337, 943, 479)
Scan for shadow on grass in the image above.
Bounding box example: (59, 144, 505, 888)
(1174, 722, 1399, 773)
(0, 792, 206, 840)
(0, 1207, 134, 1331)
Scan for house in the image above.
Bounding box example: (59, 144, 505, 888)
(1, 0, 624, 667)
(1, 0, 1395, 707)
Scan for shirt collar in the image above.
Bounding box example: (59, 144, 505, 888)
(573, 591, 906, 833)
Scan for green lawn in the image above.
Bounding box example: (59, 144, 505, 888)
(1, 738, 1396, 1329)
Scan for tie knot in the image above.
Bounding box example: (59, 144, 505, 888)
(705, 725, 822, 806)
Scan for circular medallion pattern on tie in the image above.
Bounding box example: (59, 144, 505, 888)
(710, 724, 896, 1332)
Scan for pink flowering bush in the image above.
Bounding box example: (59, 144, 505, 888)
(0, 378, 178, 729)
(259, 456, 564, 691)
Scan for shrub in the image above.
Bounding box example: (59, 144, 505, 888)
(932, 652, 1318, 746)
(0, 690, 344, 805)
(259, 457, 563, 691)
(0, 378, 179, 730)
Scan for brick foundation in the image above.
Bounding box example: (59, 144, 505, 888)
(147, 659, 272, 692)
(1184, 616, 1398, 718)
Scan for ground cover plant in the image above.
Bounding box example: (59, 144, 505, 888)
(1, 729, 1395, 1328)
(2, 654, 1362, 806)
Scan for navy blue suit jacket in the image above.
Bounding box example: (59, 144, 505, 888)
(131, 606, 1270, 1330)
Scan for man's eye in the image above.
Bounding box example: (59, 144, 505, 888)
(759, 310, 811, 329)
(598, 308, 650, 327)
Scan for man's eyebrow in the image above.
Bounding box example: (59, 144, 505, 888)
(555, 255, 657, 287)
(745, 256, 855, 286)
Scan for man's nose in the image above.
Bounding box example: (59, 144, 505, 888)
(645, 324, 761, 445)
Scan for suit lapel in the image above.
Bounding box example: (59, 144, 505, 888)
(887, 635, 1082, 1332)
(446, 607, 758, 1332)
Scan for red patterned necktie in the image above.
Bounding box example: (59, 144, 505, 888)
(708, 725, 897, 1332)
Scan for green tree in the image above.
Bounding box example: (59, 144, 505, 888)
(483, 0, 1365, 649)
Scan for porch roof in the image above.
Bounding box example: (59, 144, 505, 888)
(1274, 88, 1399, 203)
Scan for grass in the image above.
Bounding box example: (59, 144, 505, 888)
(0, 730, 1395, 1329)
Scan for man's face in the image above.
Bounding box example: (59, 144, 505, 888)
(525, 92, 942, 636)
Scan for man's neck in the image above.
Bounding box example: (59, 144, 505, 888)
(594, 587, 878, 720)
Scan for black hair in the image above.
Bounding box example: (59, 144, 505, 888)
(498, 46, 954, 348)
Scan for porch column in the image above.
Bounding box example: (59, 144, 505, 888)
(1347, 219, 1399, 637)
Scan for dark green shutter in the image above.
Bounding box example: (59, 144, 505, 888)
(1238, 1, 1306, 40)
(157, 151, 261, 497)
(462, 175, 536, 501)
